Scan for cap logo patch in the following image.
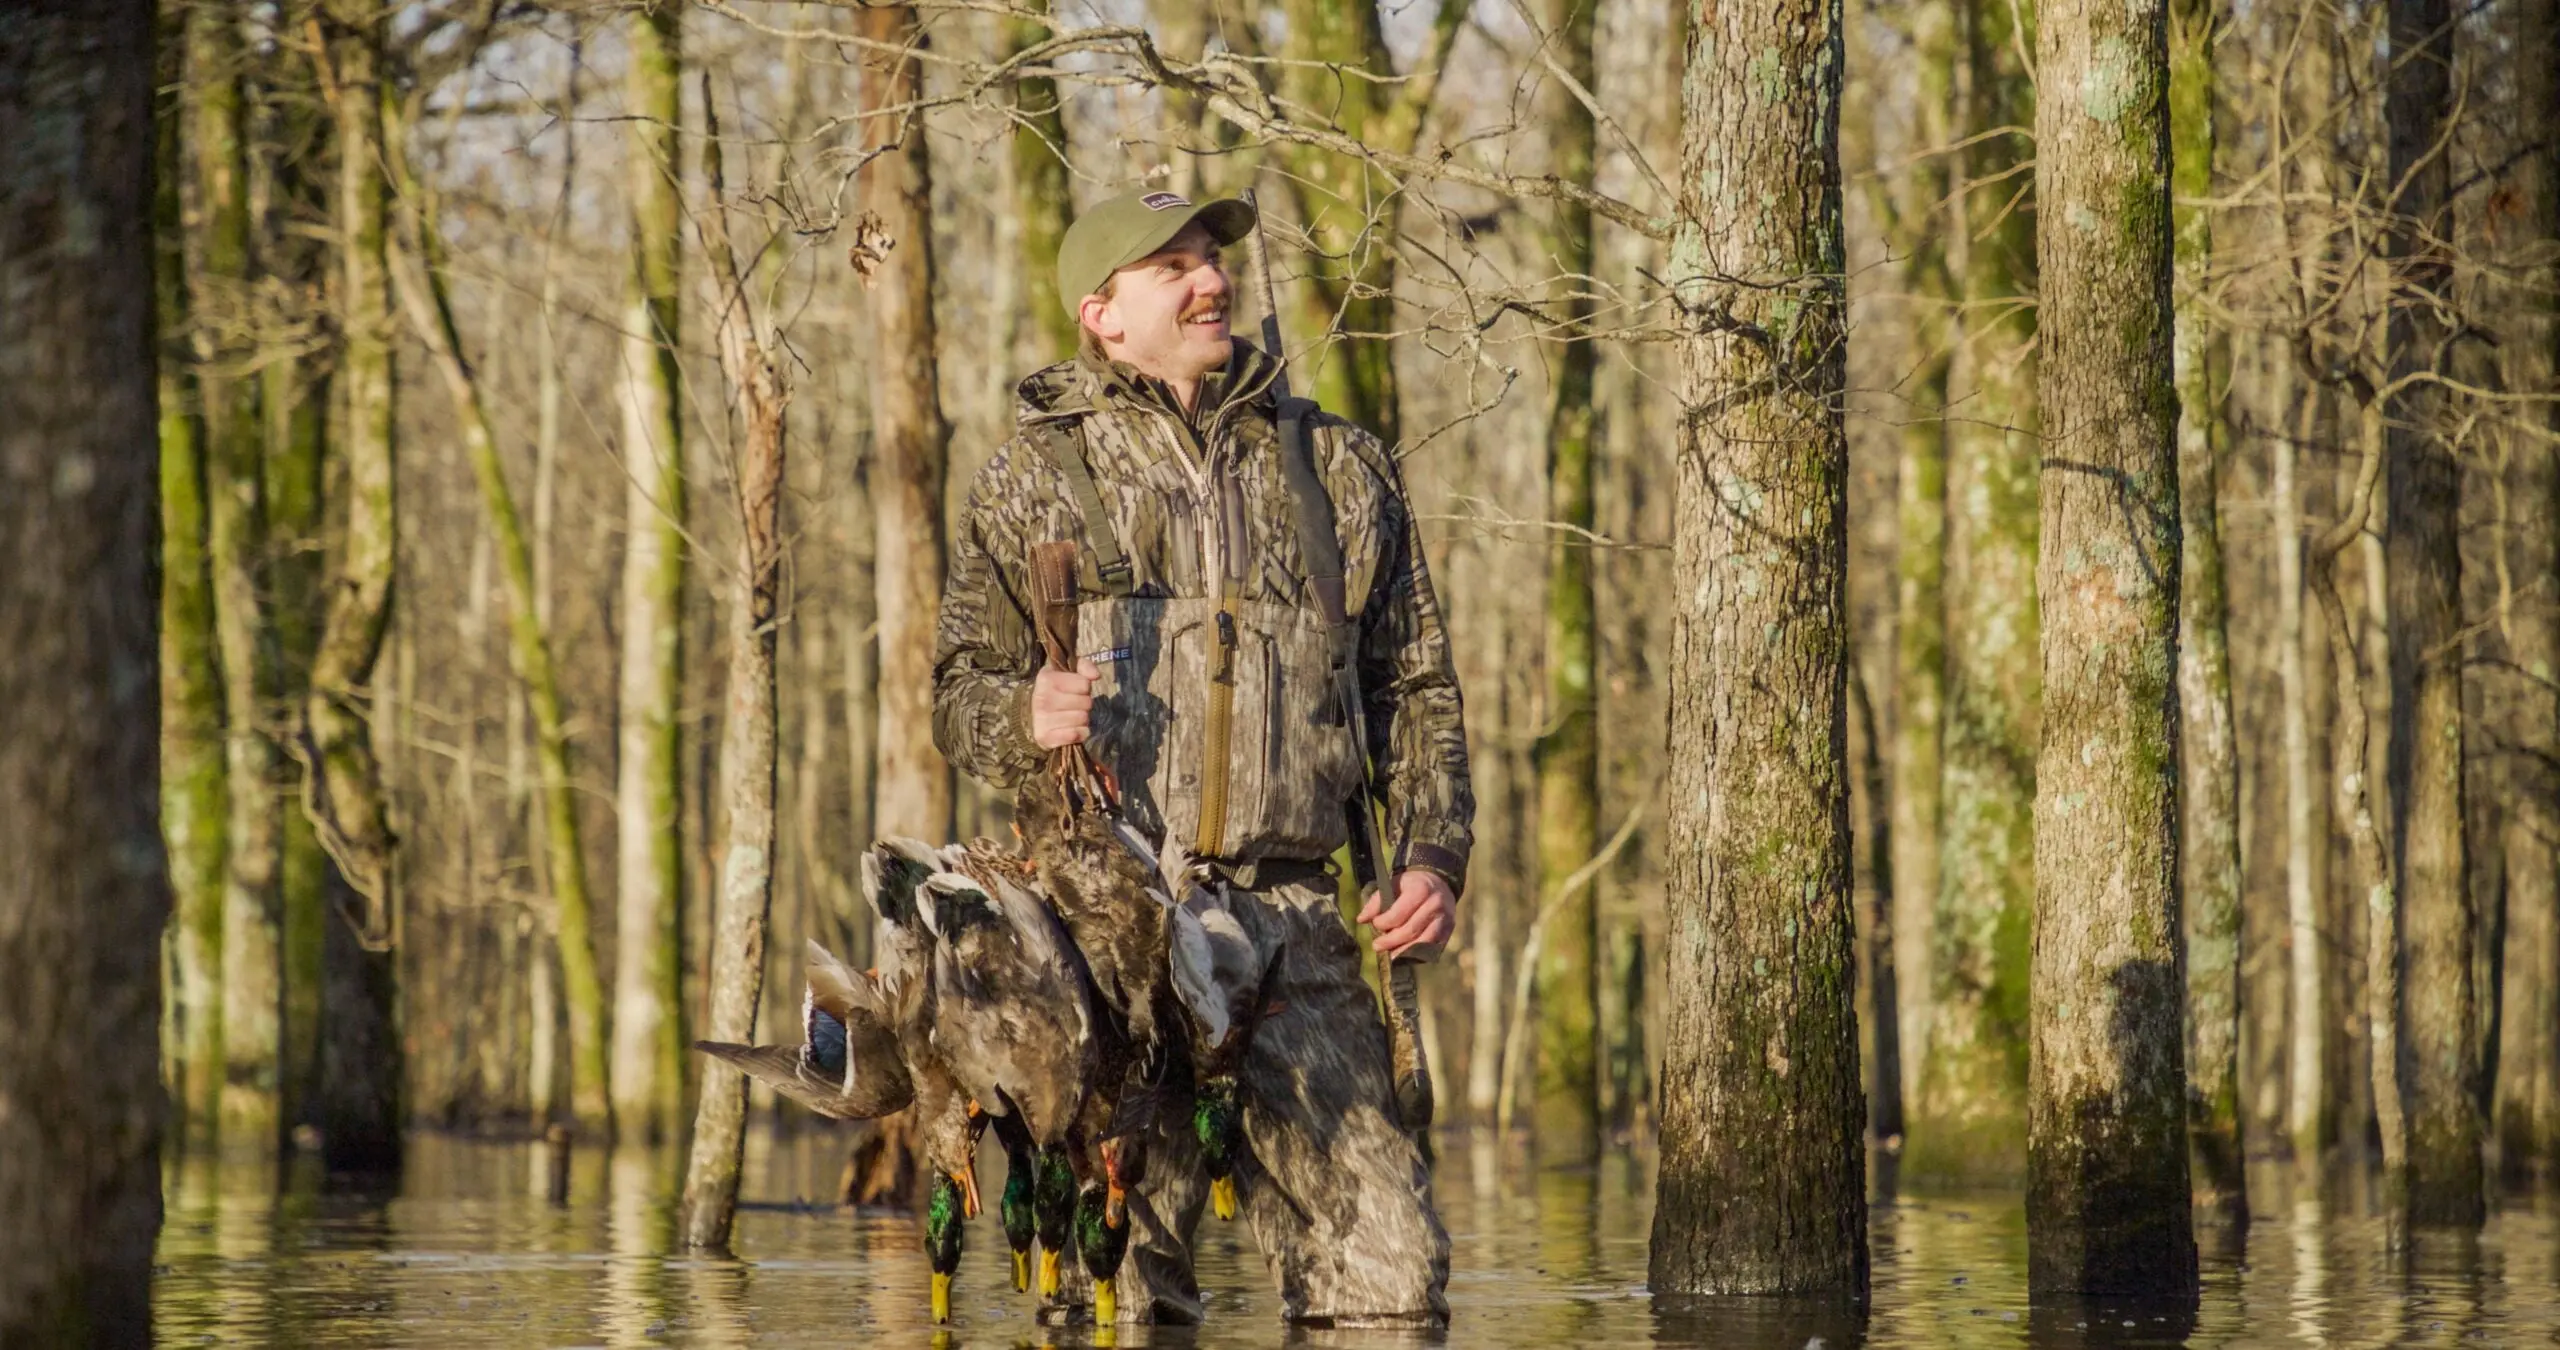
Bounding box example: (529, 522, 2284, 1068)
(1139, 192, 1191, 211)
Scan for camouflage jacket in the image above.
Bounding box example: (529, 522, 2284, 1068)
(931, 341, 1473, 886)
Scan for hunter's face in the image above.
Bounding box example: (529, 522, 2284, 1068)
(1087, 223, 1233, 383)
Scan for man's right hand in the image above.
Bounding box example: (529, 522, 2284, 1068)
(1031, 658, 1101, 749)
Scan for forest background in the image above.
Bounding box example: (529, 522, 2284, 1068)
(139, 0, 2557, 1240)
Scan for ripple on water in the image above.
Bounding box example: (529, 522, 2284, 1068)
(151, 1133, 2560, 1347)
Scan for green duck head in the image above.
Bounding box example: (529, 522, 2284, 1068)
(1192, 1078, 1244, 1220)
(1033, 1144, 1077, 1296)
(1000, 1143, 1037, 1293)
(1075, 1179, 1130, 1323)
(925, 1170, 966, 1324)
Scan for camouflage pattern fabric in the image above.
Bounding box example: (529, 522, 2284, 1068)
(1037, 873, 1450, 1328)
(934, 342, 1467, 1326)
(931, 341, 1474, 883)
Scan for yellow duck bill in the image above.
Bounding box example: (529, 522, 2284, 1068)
(1210, 1176, 1238, 1221)
(930, 1271, 953, 1324)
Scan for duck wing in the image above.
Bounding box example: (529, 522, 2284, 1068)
(800, 941, 916, 1110)
(695, 978, 916, 1120)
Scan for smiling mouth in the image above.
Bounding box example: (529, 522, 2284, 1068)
(1185, 309, 1229, 328)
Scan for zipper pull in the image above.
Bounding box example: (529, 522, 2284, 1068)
(1214, 608, 1237, 681)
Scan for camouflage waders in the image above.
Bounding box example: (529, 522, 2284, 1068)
(931, 343, 1472, 1327)
(1039, 870, 1448, 1327)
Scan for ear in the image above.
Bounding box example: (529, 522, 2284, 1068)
(1077, 291, 1122, 346)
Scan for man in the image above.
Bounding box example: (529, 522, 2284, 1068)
(931, 188, 1472, 1328)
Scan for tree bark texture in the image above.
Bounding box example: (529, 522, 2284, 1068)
(862, 1, 953, 842)
(2027, 0, 2198, 1299)
(158, 83, 228, 1142)
(2384, 0, 2483, 1229)
(680, 124, 789, 1247)
(1532, 0, 1604, 1154)
(185, 0, 287, 1144)
(298, 0, 398, 941)
(2167, 0, 2244, 1223)
(612, 0, 688, 1144)
(1912, 0, 2039, 1183)
(0, 6, 167, 1339)
(1648, 0, 1866, 1299)
(2489, 0, 2560, 1181)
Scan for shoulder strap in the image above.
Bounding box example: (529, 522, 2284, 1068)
(1273, 397, 1353, 634)
(1032, 418, 1133, 598)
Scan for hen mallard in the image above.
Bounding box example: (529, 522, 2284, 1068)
(692, 939, 914, 1121)
(1013, 766, 1173, 1060)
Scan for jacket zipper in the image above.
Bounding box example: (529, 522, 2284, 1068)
(1147, 398, 1251, 858)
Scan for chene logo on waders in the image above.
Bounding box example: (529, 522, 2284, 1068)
(1139, 191, 1191, 211)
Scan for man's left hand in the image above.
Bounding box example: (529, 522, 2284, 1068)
(1359, 870, 1456, 962)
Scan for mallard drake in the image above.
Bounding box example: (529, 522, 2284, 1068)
(1033, 1142, 1078, 1297)
(916, 868, 1095, 1149)
(924, 1167, 967, 1324)
(994, 1113, 1038, 1293)
(1159, 846, 1288, 1222)
(1075, 1140, 1138, 1323)
(692, 940, 914, 1120)
(864, 837, 988, 1227)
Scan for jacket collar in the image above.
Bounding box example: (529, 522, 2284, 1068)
(1015, 338, 1284, 429)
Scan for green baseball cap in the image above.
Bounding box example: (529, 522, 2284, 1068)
(1055, 189, 1256, 317)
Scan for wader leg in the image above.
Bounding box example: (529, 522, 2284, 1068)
(1232, 878, 1449, 1327)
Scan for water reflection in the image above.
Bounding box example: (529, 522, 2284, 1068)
(149, 1132, 2560, 1347)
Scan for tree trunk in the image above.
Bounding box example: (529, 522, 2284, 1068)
(158, 76, 228, 1146)
(1007, 5, 1075, 364)
(2315, 399, 2405, 1222)
(2025, 0, 2198, 1299)
(2275, 361, 2328, 1164)
(1648, 0, 1866, 1299)
(680, 109, 790, 1250)
(1530, 0, 1604, 1155)
(2489, 0, 2560, 1182)
(185, 0, 286, 1146)
(2384, 0, 2483, 1229)
(1911, 0, 2038, 1183)
(0, 6, 167, 1338)
(2169, 0, 2244, 1224)
(300, 1, 402, 1171)
(296, 0, 397, 946)
(862, 1, 952, 842)
(386, 173, 612, 1157)
(1888, 0, 1957, 1118)
(245, 12, 333, 1135)
(611, 0, 687, 1144)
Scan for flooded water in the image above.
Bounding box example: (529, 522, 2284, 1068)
(154, 1131, 2560, 1347)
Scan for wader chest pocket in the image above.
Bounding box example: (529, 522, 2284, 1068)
(1080, 596, 1363, 862)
